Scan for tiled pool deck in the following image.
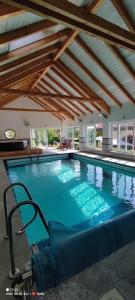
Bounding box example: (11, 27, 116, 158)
(0, 151, 135, 300)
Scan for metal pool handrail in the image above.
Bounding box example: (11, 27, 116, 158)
(3, 182, 36, 238)
(7, 200, 49, 278)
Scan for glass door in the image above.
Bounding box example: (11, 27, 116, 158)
(64, 127, 79, 149)
(30, 128, 47, 149)
(47, 128, 61, 149)
(87, 126, 95, 148)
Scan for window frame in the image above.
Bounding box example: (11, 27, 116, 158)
(111, 120, 135, 155)
(86, 123, 103, 150)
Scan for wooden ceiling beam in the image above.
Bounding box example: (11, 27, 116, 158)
(44, 74, 87, 116)
(36, 85, 74, 120)
(0, 19, 56, 45)
(45, 72, 93, 115)
(31, 97, 64, 120)
(0, 87, 96, 101)
(55, 61, 110, 114)
(52, 64, 100, 113)
(111, 0, 135, 33)
(0, 107, 68, 112)
(0, 42, 60, 74)
(76, 36, 135, 105)
(0, 55, 52, 83)
(0, 78, 33, 100)
(107, 44, 135, 80)
(52, 63, 101, 113)
(40, 78, 81, 117)
(3, 0, 135, 51)
(39, 79, 80, 117)
(0, 81, 31, 106)
(32, 0, 104, 88)
(32, 29, 78, 87)
(88, 1, 135, 85)
(0, 3, 22, 19)
(65, 48, 122, 107)
(87, 0, 103, 12)
(0, 95, 19, 107)
(0, 61, 53, 88)
(0, 28, 69, 64)
(0, 78, 32, 100)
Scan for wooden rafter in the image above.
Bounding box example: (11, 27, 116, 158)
(87, 0, 103, 12)
(0, 43, 60, 74)
(40, 78, 83, 117)
(0, 56, 52, 83)
(0, 20, 56, 45)
(52, 63, 101, 113)
(35, 85, 75, 120)
(52, 64, 100, 113)
(0, 95, 19, 107)
(106, 44, 135, 80)
(76, 36, 135, 105)
(0, 3, 22, 19)
(55, 61, 110, 115)
(0, 107, 68, 112)
(0, 87, 99, 101)
(31, 97, 64, 121)
(32, 29, 78, 87)
(44, 74, 88, 115)
(45, 73, 93, 115)
(0, 81, 32, 106)
(39, 81, 80, 118)
(2, 0, 135, 51)
(31, 0, 100, 88)
(0, 80, 33, 103)
(0, 61, 53, 88)
(0, 0, 134, 120)
(65, 48, 122, 107)
(105, 1, 135, 81)
(111, 0, 135, 33)
(0, 28, 69, 64)
(87, 0, 135, 98)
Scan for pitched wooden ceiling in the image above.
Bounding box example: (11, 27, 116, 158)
(0, 0, 134, 120)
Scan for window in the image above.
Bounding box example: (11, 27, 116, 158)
(4, 129, 16, 140)
(87, 126, 95, 148)
(87, 123, 103, 150)
(112, 123, 118, 151)
(64, 127, 79, 150)
(30, 128, 48, 148)
(111, 120, 135, 154)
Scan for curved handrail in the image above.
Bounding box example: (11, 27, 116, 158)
(8, 200, 49, 277)
(3, 182, 36, 238)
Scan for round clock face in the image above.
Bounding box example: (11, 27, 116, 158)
(4, 129, 16, 140)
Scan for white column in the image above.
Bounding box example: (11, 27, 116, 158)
(45, 127, 48, 149)
(79, 125, 86, 151)
(102, 121, 111, 152)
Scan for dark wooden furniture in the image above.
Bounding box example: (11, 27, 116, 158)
(0, 139, 29, 151)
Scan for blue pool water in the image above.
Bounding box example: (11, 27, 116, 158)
(7, 154, 135, 246)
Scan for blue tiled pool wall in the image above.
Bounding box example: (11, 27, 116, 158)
(6, 153, 69, 168)
(73, 153, 135, 174)
(6, 152, 135, 174)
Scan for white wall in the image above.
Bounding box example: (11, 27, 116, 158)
(1, 96, 135, 148)
(0, 97, 61, 139)
(63, 103, 135, 128)
(62, 103, 135, 152)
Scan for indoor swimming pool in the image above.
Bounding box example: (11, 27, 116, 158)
(6, 154, 135, 246)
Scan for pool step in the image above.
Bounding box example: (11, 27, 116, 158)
(100, 288, 124, 300)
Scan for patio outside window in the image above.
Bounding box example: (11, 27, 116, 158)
(87, 123, 103, 150)
(111, 120, 135, 155)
